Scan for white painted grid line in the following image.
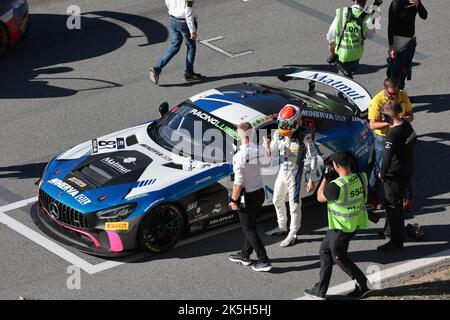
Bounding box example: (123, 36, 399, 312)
(0, 196, 37, 213)
(0, 211, 98, 275)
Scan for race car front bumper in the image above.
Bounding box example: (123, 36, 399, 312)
(31, 202, 137, 258)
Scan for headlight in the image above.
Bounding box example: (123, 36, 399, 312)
(11, 0, 26, 9)
(96, 204, 136, 222)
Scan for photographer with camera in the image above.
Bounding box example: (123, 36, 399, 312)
(326, 0, 377, 79)
(304, 151, 371, 300)
(368, 78, 414, 214)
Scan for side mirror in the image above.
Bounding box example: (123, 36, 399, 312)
(159, 102, 169, 117)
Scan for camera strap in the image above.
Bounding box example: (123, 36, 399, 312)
(335, 8, 353, 51)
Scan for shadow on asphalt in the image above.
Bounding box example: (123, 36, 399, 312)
(0, 162, 47, 180)
(284, 63, 399, 76)
(157, 62, 421, 88)
(158, 67, 297, 88)
(410, 93, 450, 114)
(0, 12, 168, 99)
(412, 133, 450, 216)
(159, 62, 420, 88)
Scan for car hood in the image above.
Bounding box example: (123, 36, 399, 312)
(41, 121, 231, 212)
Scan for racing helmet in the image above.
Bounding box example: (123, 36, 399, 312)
(277, 104, 302, 137)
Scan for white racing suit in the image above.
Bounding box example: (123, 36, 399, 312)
(270, 128, 318, 235)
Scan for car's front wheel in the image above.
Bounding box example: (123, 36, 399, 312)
(0, 23, 10, 57)
(138, 204, 185, 254)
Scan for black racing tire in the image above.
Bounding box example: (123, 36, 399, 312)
(0, 22, 10, 57)
(138, 203, 185, 254)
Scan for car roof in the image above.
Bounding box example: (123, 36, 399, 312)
(188, 83, 301, 126)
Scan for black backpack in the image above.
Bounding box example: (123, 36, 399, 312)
(406, 223, 425, 241)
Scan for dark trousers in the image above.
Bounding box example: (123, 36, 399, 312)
(387, 37, 417, 90)
(404, 176, 412, 200)
(238, 188, 269, 263)
(313, 229, 368, 297)
(337, 60, 360, 79)
(336, 60, 360, 99)
(384, 178, 406, 245)
(369, 134, 385, 202)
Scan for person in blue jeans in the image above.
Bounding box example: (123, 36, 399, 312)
(149, 0, 203, 85)
(369, 133, 385, 207)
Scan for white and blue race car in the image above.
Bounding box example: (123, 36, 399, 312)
(32, 70, 374, 257)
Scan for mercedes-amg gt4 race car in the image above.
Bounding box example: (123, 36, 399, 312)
(32, 70, 374, 257)
(0, 0, 29, 57)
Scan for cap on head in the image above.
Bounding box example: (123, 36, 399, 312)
(330, 150, 353, 167)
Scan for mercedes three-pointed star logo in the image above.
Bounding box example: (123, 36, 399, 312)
(49, 202, 60, 220)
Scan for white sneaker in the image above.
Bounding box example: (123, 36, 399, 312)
(280, 233, 297, 247)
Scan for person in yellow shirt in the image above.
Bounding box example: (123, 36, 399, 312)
(368, 78, 414, 215)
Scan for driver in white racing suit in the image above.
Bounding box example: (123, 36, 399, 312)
(264, 104, 318, 247)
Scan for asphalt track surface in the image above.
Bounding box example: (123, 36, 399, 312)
(0, 0, 449, 300)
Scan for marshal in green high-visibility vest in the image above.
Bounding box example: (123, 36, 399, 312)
(327, 173, 369, 233)
(335, 7, 370, 63)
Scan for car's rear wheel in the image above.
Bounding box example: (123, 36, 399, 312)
(0, 23, 10, 57)
(138, 204, 185, 254)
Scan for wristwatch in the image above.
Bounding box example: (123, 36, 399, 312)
(230, 198, 239, 203)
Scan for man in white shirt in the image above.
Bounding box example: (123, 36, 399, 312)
(149, 0, 203, 85)
(228, 122, 272, 272)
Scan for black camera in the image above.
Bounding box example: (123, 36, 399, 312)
(381, 113, 391, 123)
(373, 0, 383, 7)
(327, 53, 339, 65)
(323, 164, 339, 181)
(368, 212, 380, 224)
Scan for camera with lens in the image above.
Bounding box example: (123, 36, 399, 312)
(323, 163, 339, 182)
(327, 53, 339, 65)
(381, 113, 391, 123)
(373, 0, 383, 7)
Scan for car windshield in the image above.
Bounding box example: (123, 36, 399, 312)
(149, 102, 237, 163)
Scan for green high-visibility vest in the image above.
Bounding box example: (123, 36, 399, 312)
(335, 7, 369, 63)
(327, 173, 369, 233)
